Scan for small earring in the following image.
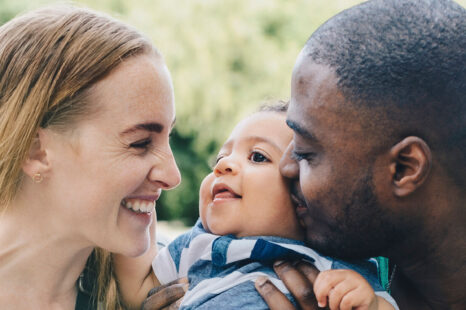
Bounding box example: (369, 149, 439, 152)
(32, 173, 43, 183)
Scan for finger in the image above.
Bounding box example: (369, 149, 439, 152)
(339, 288, 364, 310)
(327, 282, 356, 310)
(313, 270, 343, 307)
(314, 270, 356, 309)
(295, 260, 320, 284)
(273, 260, 320, 310)
(160, 297, 183, 310)
(255, 276, 295, 310)
(142, 283, 188, 310)
(147, 278, 189, 297)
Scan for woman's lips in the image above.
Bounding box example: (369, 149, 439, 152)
(121, 193, 161, 213)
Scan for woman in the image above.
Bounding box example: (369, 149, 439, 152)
(0, 6, 181, 309)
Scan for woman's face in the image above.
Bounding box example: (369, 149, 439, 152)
(43, 54, 180, 256)
(199, 112, 303, 240)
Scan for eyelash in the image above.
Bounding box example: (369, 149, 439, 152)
(215, 155, 224, 164)
(248, 151, 270, 163)
(129, 138, 152, 150)
(212, 150, 270, 167)
(291, 150, 315, 162)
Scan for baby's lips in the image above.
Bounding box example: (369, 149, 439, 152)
(214, 191, 240, 199)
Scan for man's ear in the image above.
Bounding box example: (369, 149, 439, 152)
(22, 129, 51, 181)
(389, 136, 432, 197)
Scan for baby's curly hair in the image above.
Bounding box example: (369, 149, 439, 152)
(258, 100, 289, 113)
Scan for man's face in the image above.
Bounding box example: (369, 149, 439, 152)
(280, 55, 402, 259)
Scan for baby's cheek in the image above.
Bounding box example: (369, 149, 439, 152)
(198, 173, 215, 227)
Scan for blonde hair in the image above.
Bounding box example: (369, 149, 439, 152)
(0, 6, 157, 309)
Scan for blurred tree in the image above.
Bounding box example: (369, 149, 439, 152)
(2, 0, 464, 225)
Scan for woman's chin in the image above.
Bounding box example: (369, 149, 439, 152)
(118, 238, 150, 257)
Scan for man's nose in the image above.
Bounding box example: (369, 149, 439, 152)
(280, 142, 299, 179)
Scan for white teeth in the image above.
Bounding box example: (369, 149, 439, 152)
(133, 201, 141, 211)
(122, 199, 155, 214)
(140, 202, 152, 212)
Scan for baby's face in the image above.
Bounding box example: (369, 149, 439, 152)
(199, 112, 303, 240)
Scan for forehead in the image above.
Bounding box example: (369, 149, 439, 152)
(87, 54, 174, 125)
(225, 112, 291, 150)
(289, 57, 366, 137)
(291, 58, 343, 111)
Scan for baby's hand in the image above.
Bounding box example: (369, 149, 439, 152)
(313, 269, 378, 310)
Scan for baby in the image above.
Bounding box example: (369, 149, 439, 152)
(116, 103, 398, 310)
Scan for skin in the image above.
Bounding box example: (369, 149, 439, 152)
(313, 269, 394, 310)
(256, 49, 466, 309)
(117, 111, 303, 309)
(204, 110, 393, 309)
(0, 54, 181, 309)
(199, 111, 303, 240)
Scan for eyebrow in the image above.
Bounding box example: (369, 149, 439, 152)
(247, 136, 282, 153)
(120, 118, 176, 136)
(286, 119, 318, 142)
(220, 136, 283, 154)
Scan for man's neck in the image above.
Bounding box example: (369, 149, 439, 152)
(391, 263, 466, 310)
(388, 199, 466, 309)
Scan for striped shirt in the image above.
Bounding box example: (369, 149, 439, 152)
(153, 220, 398, 309)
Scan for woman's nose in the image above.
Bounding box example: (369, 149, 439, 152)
(280, 142, 299, 179)
(213, 155, 239, 177)
(148, 147, 181, 190)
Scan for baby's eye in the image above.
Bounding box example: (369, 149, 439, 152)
(249, 151, 269, 163)
(215, 155, 224, 164)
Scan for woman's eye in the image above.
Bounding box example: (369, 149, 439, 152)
(129, 139, 151, 149)
(249, 151, 269, 163)
(291, 150, 315, 162)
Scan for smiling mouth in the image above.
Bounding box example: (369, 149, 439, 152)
(212, 184, 242, 201)
(121, 198, 155, 213)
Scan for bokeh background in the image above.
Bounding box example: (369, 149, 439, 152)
(2, 0, 464, 227)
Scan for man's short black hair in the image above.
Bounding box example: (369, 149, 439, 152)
(304, 0, 465, 184)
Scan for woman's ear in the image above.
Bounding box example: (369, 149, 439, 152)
(389, 136, 432, 197)
(22, 129, 51, 182)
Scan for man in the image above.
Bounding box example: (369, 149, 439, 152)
(255, 0, 465, 309)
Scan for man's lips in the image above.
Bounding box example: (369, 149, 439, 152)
(212, 183, 242, 200)
(291, 193, 307, 212)
(290, 193, 308, 229)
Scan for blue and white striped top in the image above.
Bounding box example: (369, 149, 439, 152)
(153, 220, 398, 309)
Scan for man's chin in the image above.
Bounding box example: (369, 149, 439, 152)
(304, 233, 378, 260)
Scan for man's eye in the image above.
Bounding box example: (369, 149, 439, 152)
(129, 139, 151, 149)
(249, 151, 269, 163)
(291, 150, 315, 162)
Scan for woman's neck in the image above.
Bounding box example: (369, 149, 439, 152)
(0, 203, 93, 309)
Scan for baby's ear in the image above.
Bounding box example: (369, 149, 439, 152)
(389, 136, 432, 197)
(22, 129, 51, 181)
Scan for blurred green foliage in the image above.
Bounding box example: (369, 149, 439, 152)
(2, 0, 464, 225)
